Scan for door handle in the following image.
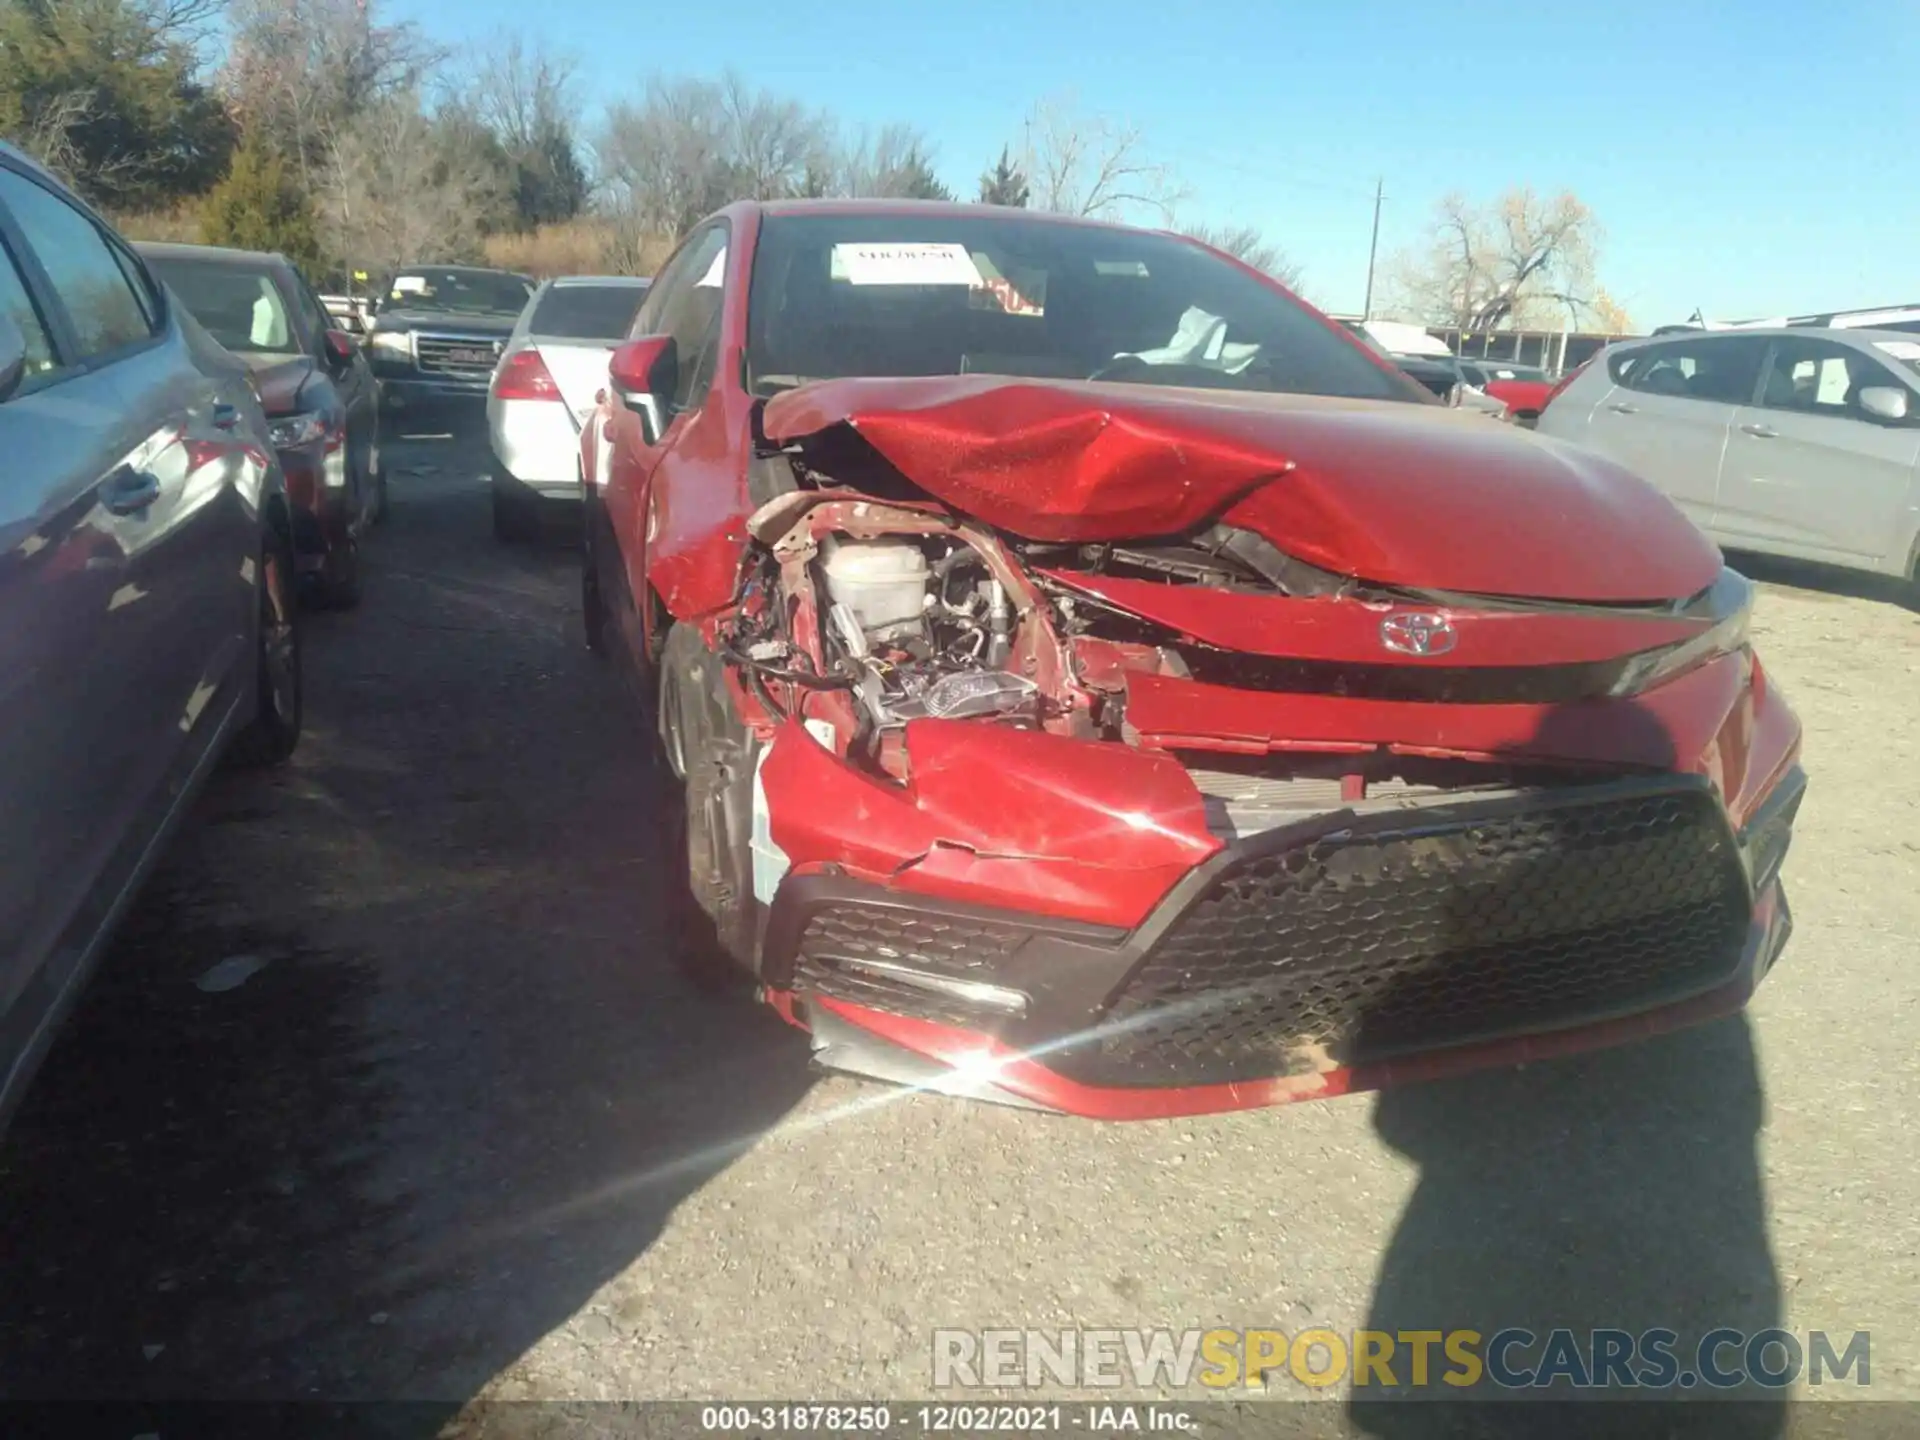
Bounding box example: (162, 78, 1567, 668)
(1606, 402, 1638, 414)
(100, 465, 162, 515)
(212, 402, 240, 430)
(1739, 422, 1778, 439)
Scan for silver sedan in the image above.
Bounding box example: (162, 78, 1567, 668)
(0, 145, 302, 1129)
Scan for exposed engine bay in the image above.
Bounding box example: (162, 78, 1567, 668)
(716, 497, 1081, 778)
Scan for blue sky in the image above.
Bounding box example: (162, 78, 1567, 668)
(387, 0, 1914, 328)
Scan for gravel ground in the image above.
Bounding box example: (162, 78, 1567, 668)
(0, 415, 1914, 1434)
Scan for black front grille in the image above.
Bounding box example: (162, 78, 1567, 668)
(414, 334, 500, 377)
(795, 906, 1031, 1030)
(1049, 783, 1752, 1088)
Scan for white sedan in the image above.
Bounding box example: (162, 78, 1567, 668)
(486, 274, 651, 541)
(1538, 326, 1920, 594)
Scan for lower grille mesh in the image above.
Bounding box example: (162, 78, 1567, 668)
(795, 906, 1029, 1031)
(1050, 784, 1751, 1088)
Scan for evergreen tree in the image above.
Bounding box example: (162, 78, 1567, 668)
(200, 141, 323, 272)
(977, 147, 1029, 207)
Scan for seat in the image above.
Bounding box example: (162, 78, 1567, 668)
(1760, 364, 1800, 408)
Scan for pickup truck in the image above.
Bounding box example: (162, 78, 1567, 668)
(362, 264, 535, 417)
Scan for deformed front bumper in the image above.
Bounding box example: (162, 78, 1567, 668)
(762, 767, 1807, 1119)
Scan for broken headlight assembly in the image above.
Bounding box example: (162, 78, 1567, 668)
(1607, 569, 1753, 696)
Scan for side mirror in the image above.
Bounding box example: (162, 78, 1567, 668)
(609, 334, 677, 445)
(0, 312, 28, 402)
(1857, 385, 1910, 423)
(323, 329, 357, 371)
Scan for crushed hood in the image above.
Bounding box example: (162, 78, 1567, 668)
(761, 375, 1722, 603)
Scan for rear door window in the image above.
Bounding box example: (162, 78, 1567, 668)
(529, 283, 650, 341)
(144, 258, 296, 356)
(1616, 335, 1768, 404)
(0, 168, 157, 361)
(1758, 335, 1907, 421)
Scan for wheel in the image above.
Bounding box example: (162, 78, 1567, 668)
(656, 622, 760, 987)
(492, 479, 537, 543)
(229, 524, 302, 767)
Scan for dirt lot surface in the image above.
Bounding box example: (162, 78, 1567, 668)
(0, 416, 1915, 1433)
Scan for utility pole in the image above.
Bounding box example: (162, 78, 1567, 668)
(1361, 176, 1384, 321)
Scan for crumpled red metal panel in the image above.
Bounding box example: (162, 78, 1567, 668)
(757, 717, 1219, 928)
(1040, 570, 1711, 666)
(760, 375, 1722, 603)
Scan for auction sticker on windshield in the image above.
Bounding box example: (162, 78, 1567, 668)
(831, 243, 983, 286)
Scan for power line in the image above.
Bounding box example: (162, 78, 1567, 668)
(1161, 145, 1382, 202)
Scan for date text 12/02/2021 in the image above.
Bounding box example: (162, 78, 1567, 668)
(700, 1405, 1198, 1433)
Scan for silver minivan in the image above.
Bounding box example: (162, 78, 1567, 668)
(1539, 327, 1920, 592)
(0, 146, 303, 1128)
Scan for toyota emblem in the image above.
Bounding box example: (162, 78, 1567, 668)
(1379, 611, 1457, 657)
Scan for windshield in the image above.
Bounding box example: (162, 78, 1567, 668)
(383, 268, 532, 317)
(528, 282, 650, 341)
(147, 258, 297, 355)
(745, 214, 1424, 403)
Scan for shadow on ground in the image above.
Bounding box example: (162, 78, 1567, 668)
(1348, 698, 1783, 1439)
(0, 418, 813, 1425)
(1725, 548, 1916, 613)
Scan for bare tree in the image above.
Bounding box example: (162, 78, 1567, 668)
(1180, 222, 1303, 291)
(135, 0, 227, 50)
(1019, 95, 1183, 222)
(1386, 187, 1604, 332)
(450, 32, 586, 226)
(839, 122, 950, 200)
(320, 96, 501, 275)
(221, 0, 443, 193)
(599, 77, 736, 240)
(459, 31, 573, 152)
(721, 71, 831, 201)
(598, 72, 832, 240)
(13, 90, 116, 189)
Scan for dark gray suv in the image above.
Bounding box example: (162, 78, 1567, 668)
(0, 144, 303, 1129)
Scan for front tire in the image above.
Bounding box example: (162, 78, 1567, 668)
(656, 622, 760, 987)
(230, 525, 302, 767)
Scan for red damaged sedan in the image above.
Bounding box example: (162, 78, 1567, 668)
(580, 201, 1806, 1121)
